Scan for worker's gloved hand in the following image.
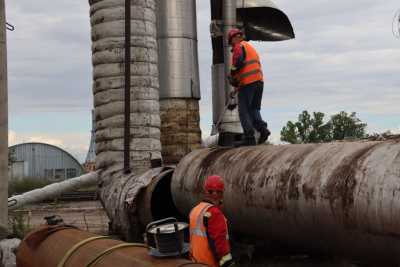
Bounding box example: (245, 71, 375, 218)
(220, 254, 234, 267)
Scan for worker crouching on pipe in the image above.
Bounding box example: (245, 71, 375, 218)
(228, 28, 270, 147)
(189, 175, 234, 267)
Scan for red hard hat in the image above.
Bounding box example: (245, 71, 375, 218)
(228, 28, 243, 44)
(204, 175, 224, 192)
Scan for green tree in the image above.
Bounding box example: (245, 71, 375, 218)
(280, 120, 299, 144)
(281, 110, 367, 144)
(329, 111, 367, 140)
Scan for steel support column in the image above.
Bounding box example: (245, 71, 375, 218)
(0, 0, 8, 232)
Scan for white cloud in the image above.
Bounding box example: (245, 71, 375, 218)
(8, 130, 17, 145)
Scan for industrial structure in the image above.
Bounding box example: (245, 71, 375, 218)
(17, 225, 205, 267)
(210, 0, 294, 144)
(0, 0, 8, 232)
(84, 110, 96, 172)
(8, 142, 84, 180)
(157, 0, 202, 165)
(5, 0, 400, 267)
(90, 0, 162, 174)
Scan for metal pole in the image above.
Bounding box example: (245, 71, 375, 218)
(223, 0, 236, 92)
(0, 0, 8, 231)
(210, 0, 242, 145)
(124, 0, 131, 174)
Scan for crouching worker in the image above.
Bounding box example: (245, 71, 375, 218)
(189, 175, 234, 267)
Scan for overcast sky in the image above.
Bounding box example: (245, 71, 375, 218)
(5, 1, 400, 162)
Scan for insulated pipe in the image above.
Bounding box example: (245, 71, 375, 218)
(156, 0, 202, 165)
(17, 226, 208, 267)
(156, 0, 200, 100)
(0, 0, 8, 230)
(123, 0, 131, 173)
(89, 0, 162, 173)
(8, 172, 99, 210)
(171, 139, 400, 265)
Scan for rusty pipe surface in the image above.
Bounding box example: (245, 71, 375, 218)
(171, 139, 400, 265)
(17, 226, 208, 267)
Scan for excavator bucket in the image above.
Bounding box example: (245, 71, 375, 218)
(236, 0, 295, 41)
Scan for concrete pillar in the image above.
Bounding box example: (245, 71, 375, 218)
(0, 0, 8, 232)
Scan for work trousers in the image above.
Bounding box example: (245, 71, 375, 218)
(237, 81, 268, 137)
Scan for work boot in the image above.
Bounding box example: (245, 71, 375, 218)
(258, 128, 271, 145)
(234, 135, 256, 147)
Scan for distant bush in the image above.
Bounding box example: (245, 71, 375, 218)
(8, 177, 52, 197)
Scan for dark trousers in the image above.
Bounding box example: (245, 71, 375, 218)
(237, 81, 268, 137)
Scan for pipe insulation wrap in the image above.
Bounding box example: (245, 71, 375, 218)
(89, 0, 161, 173)
(8, 172, 99, 210)
(171, 139, 400, 265)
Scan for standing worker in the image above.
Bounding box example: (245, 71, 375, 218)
(228, 28, 270, 147)
(189, 175, 234, 267)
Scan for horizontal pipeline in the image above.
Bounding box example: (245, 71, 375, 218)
(17, 225, 208, 267)
(8, 172, 99, 210)
(170, 139, 400, 265)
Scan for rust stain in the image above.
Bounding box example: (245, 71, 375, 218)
(302, 184, 316, 200)
(288, 173, 301, 200)
(244, 146, 291, 173)
(274, 146, 316, 211)
(257, 175, 272, 188)
(322, 143, 382, 228)
(175, 152, 200, 192)
(195, 148, 232, 193)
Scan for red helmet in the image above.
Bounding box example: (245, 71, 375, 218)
(228, 28, 243, 44)
(204, 175, 224, 192)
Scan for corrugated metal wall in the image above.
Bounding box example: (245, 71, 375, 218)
(9, 143, 84, 179)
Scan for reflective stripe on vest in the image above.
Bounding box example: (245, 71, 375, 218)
(234, 41, 263, 86)
(190, 204, 210, 238)
(189, 202, 219, 267)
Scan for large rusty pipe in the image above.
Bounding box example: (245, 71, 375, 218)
(17, 226, 208, 267)
(171, 139, 400, 265)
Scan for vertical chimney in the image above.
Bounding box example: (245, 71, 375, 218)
(156, 0, 202, 165)
(89, 0, 161, 174)
(210, 0, 242, 146)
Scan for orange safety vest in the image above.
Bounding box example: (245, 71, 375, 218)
(189, 202, 220, 267)
(233, 41, 263, 87)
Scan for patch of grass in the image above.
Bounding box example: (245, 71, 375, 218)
(8, 212, 32, 239)
(8, 177, 52, 197)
